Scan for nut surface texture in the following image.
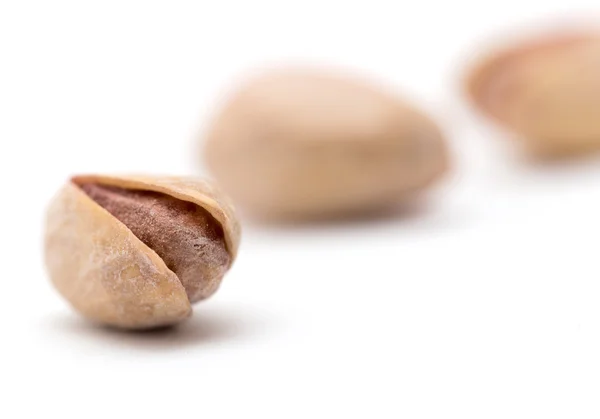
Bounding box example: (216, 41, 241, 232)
(203, 68, 449, 220)
(44, 175, 240, 329)
(467, 32, 600, 157)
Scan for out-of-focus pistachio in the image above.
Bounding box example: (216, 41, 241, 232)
(203, 68, 450, 221)
(467, 32, 600, 158)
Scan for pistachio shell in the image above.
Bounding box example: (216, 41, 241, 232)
(44, 175, 240, 329)
(467, 32, 600, 157)
(72, 174, 241, 259)
(203, 68, 449, 220)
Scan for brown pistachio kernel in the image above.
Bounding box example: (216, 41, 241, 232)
(202, 67, 450, 221)
(466, 32, 600, 158)
(44, 175, 240, 330)
(78, 183, 231, 304)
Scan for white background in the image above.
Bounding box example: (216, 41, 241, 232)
(2, 1, 600, 418)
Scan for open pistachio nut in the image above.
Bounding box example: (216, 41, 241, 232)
(44, 175, 240, 329)
(466, 32, 600, 158)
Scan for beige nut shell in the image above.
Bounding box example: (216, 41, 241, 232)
(467, 32, 600, 157)
(204, 68, 449, 220)
(44, 175, 240, 329)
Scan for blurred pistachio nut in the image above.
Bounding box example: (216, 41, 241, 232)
(203, 68, 450, 220)
(44, 174, 240, 329)
(467, 32, 600, 157)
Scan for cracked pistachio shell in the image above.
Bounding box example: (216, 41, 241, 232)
(44, 175, 240, 329)
(467, 32, 600, 157)
(203, 68, 449, 220)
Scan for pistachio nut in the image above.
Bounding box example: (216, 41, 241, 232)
(203, 68, 449, 220)
(44, 174, 240, 329)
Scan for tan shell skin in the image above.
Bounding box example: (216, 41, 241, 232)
(467, 32, 600, 158)
(203, 68, 450, 221)
(44, 175, 240, 329)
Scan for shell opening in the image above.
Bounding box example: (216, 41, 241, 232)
(75, 181, 231, 303)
